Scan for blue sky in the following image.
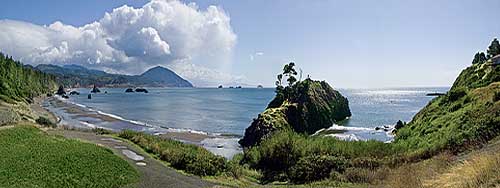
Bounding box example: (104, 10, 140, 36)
(1, 0, 499, 88)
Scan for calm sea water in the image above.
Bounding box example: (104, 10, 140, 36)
(65, 87, 448, 139)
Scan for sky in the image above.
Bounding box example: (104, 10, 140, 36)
(0, 0, 499, 88)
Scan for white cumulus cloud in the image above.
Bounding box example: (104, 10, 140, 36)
(0, 0, 238, 86)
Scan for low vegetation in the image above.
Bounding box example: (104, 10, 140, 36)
(118, 130, 229, 176)
(0, 125, 138, 188)
(242, 130, 398, 183)
(35, 116, 56, 128)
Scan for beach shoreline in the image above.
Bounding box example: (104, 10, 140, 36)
(42, 96, 243, 158)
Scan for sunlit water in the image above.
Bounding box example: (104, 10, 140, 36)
(47, 87, 449, 158)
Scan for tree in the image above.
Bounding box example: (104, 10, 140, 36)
(487, 38, 500, 58)
(282, 62, 298, 86)
(472, 52, 487, 64)
(275, 62, 298, 88)
(276, 74, 283, 87)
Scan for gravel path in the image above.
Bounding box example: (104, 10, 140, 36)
(47, 129, 216, 188)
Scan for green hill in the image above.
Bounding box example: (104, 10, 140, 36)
(0, 53, 57, 103)
(394, 61, 500, 156)
(35, 64, 193, 88)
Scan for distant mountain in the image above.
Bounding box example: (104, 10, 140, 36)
(140, 66, 193, 87)
(35, 64, 193, 88)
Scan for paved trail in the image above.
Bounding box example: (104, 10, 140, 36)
(48, 129, 216, 188)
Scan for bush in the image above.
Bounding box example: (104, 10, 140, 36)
(494, 91, 500, 102)
(93, 128, 113, 135)
(247, 131, 305, 182)
(288, 155, 346, 183)
(118, 130, 228, 176)
(35, 116, 56, 128)
(395, 120, 405, 130)
(447, 88, 467, 102)
(242, 130, 397, 183)
(226, 155, 245, 179)
(344, 167, 380, 183)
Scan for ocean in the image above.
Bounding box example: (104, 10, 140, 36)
(45, 87, 449, 158)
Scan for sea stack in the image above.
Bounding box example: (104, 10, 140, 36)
(91, 85, 100, 93)
(56, 85, 66, 95)
(239, 78, 351, 147)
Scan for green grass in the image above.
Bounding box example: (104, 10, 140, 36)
(0, 125, 139, 188)
(394, 82, 500, 158)
(118, 130, 229, 176)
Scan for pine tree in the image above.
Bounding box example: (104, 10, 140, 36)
(486, 38, 500, 58)
(472, 52, 487, 64)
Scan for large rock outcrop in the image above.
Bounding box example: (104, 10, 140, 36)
(239, 79, 351, 147)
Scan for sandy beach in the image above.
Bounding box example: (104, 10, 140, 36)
(42, 96, 242, 158)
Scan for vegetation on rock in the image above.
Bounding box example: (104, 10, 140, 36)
(239, 62, 351, 147)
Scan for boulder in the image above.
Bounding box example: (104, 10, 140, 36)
(125, 88, 134, 92)
(69, 91, 80, 95)
(91, 85, 100, 93)
(56, 85, 66, 95)
(135, 88, 148, 93)
(239, 79, 351, 147)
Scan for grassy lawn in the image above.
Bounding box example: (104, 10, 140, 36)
(0, 124, 139, 188)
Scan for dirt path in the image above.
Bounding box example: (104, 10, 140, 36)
(47, 129, 216, 188)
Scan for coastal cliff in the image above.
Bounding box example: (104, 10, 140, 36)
(239, 78, 351, 147)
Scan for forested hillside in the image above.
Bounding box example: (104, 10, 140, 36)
(0, 53, 57, 103)
(36, 64, 193, 88)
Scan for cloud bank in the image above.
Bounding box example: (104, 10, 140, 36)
(0, 0, 238, 86)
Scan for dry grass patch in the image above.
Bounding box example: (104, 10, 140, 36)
(423, 152, 500, 188)
(384, 153, 453, 188)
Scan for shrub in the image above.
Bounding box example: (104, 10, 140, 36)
(118, 130, 228, 176)
(35, 116, 56, 128)
(243, 130, 397, 183)
(395, 120, 405, 130)
(494, 91, 500, 102)
(93, 128, 112, 135)
(344, 167, 379, 183)
(449, 103, 462, 112)
(288, 155, 346, 183)
(226, 155, 245, 179)
(250, 131, 305, 182)
(447, 88, 467, 102)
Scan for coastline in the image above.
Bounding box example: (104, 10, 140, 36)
(42, 96, 242, 158)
